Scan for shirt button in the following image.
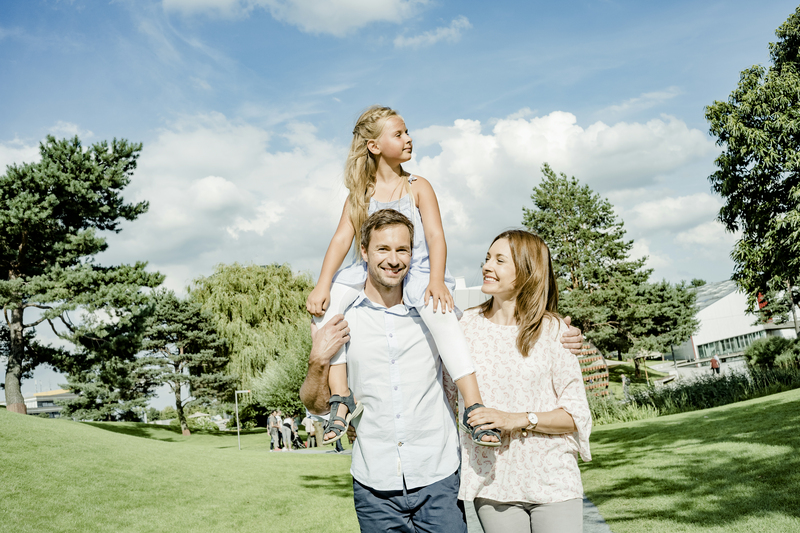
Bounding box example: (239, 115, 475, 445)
(391, 360, 395, 364)
(396, 414, 400, 419)
(389, 333, 393, 337)
(394, 386, 398, 390)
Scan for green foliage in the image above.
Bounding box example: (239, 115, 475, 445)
(189, 263, 314, 414)
(586, 394, 659, 426)
(705, 8, 800, 330)
(0, 135, 163, 410)
(523, 164, 699, 365)
(630, 367, 800, 416)
(744, 336, 800, 369)
(139, 289, 236, 434)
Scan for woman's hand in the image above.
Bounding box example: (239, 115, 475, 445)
(424, 281, 454, 313)
(307, 286, 331, 317)
(467, 406, 526, 434)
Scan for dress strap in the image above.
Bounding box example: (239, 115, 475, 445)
(407, 174, 418, 184)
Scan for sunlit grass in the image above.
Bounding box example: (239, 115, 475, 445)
(582, 388, 800, 533)
(0, 414, 357, 533)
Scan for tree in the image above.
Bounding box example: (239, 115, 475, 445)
(0, 136, 163, 414)
(705, 7, 800, 334)
(524, 164, 699, 376)
(189, 263, 314, 414)
(60, 307, 156, 421)
(139, 289, 234, 435)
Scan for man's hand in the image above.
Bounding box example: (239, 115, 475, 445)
(301, 315, 351, 415)
(560, 316, 584, 355)
(309, 314, 350, 364)
(346, 424, 357, 442)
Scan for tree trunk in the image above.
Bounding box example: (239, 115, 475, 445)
(4, 304, 27, 414)
(633, 356, 641, 379)
(175, 388, 190, 436)
(788, 279, 799, 336)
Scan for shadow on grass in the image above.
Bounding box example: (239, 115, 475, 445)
(299, 474, 354, 499)
(585, 394, 800, 528)
(81, 421, 268, 442)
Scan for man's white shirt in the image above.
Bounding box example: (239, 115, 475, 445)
(343, 291, 460, 491)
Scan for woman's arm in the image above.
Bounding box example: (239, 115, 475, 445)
(412, 177, 453, 312)
(466, 407, 577, 435)
(307, 200, 356, 316)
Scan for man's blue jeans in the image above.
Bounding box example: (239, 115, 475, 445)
(352, 470, 467, 533)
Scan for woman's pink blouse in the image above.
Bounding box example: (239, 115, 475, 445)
(458, 308, 592, 504)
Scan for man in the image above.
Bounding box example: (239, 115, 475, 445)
(268, 410, 280, 451)
(301, 209, 583, 531)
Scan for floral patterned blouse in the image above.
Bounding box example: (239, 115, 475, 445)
(457, 308, 592, 504)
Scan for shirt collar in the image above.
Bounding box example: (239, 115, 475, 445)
(352, 290, 415, 317)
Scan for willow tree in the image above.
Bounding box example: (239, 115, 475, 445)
(189, 263, 314, 414)
(0, 136, 163, 414)
(706, 7, 800, 333)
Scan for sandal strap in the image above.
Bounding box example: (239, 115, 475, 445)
(473, 425, 501, 442)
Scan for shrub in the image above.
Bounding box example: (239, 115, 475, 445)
(587, 394, 659, 425)
(629, 366, 800, 416)
(744, 337, 794, 368)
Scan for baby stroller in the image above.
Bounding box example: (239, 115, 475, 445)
(292, 431, 304, 449)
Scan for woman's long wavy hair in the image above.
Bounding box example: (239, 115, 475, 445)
(345, 105, 408, 253)
(478, 230, 560, 356)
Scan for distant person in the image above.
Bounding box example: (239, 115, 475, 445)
(305, 106, 496, 447)
(302, 414, 317, 447)
(268, 410, 280, 451)
(711, 354, 721, 375)
(281, 413, 294, 451)
(621, 374, 631, 401)
(458, 230, 592, 533)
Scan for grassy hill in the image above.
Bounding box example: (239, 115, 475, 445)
(582, 387, 800, 533)
(0, 415, 357, 533)
(2, 388, 799, 533)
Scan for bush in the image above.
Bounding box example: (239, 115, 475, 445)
(775, 339, 800, 368)
(744, 337, 794, 368)
(587, 394, 659, 425)
(629, 366, 800, 416)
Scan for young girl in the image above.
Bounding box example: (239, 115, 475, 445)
(307, 105, 500, 447)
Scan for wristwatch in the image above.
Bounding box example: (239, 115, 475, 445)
(521, 412, 538, 437)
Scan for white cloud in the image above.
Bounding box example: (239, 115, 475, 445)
(0, 138, 39, 172)
(50, 121, 94, 139)
(164, 0, 427, 37)
(629, 238, 671, 271)
(394, 15, 471, 49)
(675, 220, 738, 248)
(599, 87, 682, 116)
(227, 200, 285, 238)
(625, 192, 722, 232)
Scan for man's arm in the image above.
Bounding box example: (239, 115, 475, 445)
(299, 314, 350, 415)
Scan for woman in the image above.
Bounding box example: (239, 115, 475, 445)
(458, 229, 592, 533)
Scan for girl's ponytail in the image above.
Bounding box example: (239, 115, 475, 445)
(344, 106, 399, 253)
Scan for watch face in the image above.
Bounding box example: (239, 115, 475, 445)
(527, 413, 538, 426)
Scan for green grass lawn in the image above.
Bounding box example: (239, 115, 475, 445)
(3, 388, 799, 533)
(582, 387, 800, 533)
(0, 415, 357, 533)
(606, 359, 669, 397)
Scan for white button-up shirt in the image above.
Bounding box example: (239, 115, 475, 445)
(345, 292, 460, 491)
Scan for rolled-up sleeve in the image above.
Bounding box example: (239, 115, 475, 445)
(552, 321, 592, 462)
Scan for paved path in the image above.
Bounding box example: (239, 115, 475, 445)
(465, 496, 612, 533)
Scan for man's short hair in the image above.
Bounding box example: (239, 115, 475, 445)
(361, 209, 414, 250)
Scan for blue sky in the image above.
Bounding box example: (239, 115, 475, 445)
(2, 0, 798, 401)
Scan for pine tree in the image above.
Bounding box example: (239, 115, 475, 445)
(523, 164, 698, 375)
(0, 136, 163, 414)
(139, 290, 234, 435)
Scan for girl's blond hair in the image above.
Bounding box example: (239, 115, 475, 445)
(345, 105, 407, 252)
(479, 230, 561, 356)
